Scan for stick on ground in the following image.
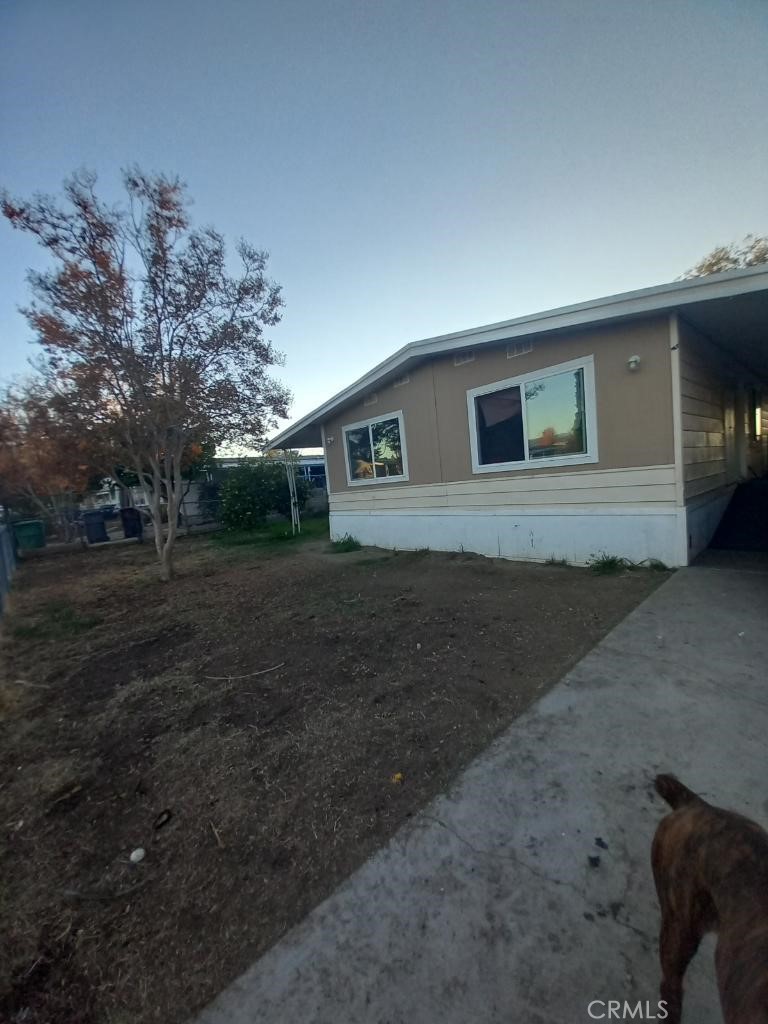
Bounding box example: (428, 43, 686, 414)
(203, 662, 284, 681)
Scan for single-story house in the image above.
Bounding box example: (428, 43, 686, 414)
(269, 267, 768, 566)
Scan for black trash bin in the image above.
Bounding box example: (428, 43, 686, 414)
(83, 509, 109, 544)
(120, 506, 144, 541)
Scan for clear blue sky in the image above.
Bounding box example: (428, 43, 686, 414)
(2, 0, 767, 438)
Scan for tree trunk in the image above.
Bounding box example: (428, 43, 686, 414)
(151, 496, 164, 564)
(143, 464, 167, 575)
(160, 540, 174, 582)
(161, 497, 178, 581)
(139, 448, 185, 583)
(159, 451, 183, 582)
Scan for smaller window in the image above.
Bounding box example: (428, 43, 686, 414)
(454, 351, 475, 366)
(343, 411, 408, 485)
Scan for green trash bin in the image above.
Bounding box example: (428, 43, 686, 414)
(13, 520, 46, 550)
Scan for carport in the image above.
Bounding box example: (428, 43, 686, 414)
(667, 268, 768, 560)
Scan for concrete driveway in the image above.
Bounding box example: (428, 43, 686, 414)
(195, 563, 768, 1024)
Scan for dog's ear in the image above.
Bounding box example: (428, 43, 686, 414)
(655, 774, 699, 809)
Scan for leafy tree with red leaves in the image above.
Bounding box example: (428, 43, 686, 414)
(0, 382, 102, 538)
(2, 169, 290, 578)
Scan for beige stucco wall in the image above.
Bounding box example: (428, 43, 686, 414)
(323, 316, 674, 494)
(323, 360, 440, 493)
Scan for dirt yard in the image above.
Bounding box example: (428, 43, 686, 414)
(0, 527, 667, 1024)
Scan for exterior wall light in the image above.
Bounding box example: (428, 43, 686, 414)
(627, 355, 641, 372)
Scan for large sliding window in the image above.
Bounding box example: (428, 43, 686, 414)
(467, 356, 597, 473)
(343, 410, 409, 485)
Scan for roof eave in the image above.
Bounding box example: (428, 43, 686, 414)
(268, 266, 768, 450)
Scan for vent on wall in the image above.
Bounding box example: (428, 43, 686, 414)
(363, 392, 378, 406)
(393, 374, 410, 388)
(507, 340, 533, 359)
(453, 351, 475, 366)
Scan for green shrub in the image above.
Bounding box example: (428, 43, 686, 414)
(588, 553, 628, 574)
(589, 552, 672, 574)
(646, 558, 670, 572)
(329, 534, 362, 553)
(220, 462, 309, 530)
(213, 516, 329, 549)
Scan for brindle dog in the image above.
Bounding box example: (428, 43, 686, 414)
(652, 774, 768, 1024)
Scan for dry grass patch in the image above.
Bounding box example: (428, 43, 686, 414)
(0, 533, 667, 1023)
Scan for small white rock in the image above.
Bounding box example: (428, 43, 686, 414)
(129, 847, 146, 864)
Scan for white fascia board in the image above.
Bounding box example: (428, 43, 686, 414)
(410, 264, 768, 351)
(268, 266, 768, 450)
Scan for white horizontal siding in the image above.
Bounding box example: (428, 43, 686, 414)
(330, 508, 687, 566)
(683, 446, 725, 465)
(679, 377, 722, 405)
(680, 344, 727, 502)
(329, 465, 676, 513)
(684, 473, 729, 500)
(681, 412, 724, 434)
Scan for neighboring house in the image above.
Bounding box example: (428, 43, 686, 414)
(84, 480, 214, 525)
(269, 267, 768, 567)
(295, 457, 328, 490)
(214, 455, 327, 490)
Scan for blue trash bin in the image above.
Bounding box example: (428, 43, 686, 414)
(120, 507, 144, 541)
(83, 509, 109, 544)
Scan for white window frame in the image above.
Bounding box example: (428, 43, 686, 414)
(342, 409, 409, 486)
(466, 355, 598, 474)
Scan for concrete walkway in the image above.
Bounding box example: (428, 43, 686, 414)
(195, 564, 768, 1024)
